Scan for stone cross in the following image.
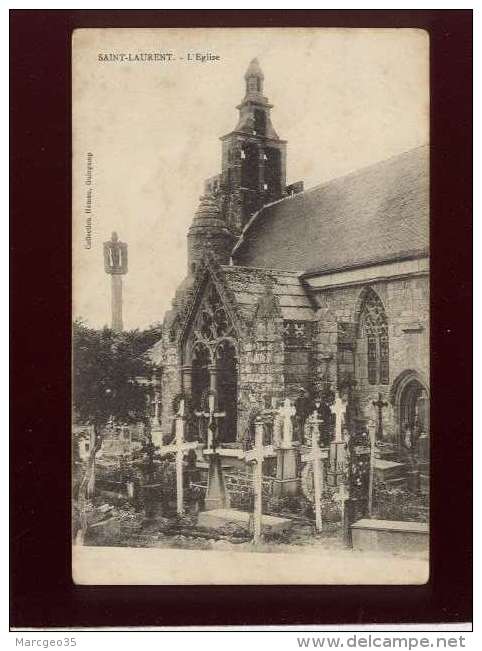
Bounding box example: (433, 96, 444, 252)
(103, 232, 128, 332)
(172, 398, 199, 515)
(151, 392, 161, 423)
(262, 396, 281, 447)
(330, 392, 347, 443)
(195, 393, 226, 452)
(372, 392, 388, 441)
(302, 411, 328, 532)
(278, 398, 296, 448)
(367, 419, 377, 517)
(334, 480, 349, 532)
(245, 418, 272, 544)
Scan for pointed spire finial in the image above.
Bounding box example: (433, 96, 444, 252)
(244, 58, 264, 97)
(245, 57, 264, 81)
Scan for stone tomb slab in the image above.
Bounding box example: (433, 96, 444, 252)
(198, 508, 292, 534)
(374, 458, 406, 481)
(351, 518, 428, 555)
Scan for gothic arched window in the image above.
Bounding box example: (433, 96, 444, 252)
(357, 288, 389, 386)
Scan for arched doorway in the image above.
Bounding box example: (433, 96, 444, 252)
(399, 379, 429, 455)
(182, 280, 239, 446)
(192, 343, 210, 412)
(215, 340, 238, 444)
(392, 371, 430, 460)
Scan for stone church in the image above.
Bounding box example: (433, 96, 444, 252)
(149, 59, 429, 467)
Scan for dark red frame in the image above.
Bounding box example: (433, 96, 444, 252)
(10, 9, 472, 628)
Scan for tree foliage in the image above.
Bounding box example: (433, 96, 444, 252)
(73, 319, 161, 429)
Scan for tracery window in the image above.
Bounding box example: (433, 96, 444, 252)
(190, 283, 235, 356)
(358, 288, 389, 386)
(367, 334, 378, 385)
(379, 332, 389, 384)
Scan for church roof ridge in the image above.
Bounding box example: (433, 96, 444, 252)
(221, 264, 305, 276)
(301, 247, 429, 279)
(232, 143, 429, 274)
(234, 143, 429, 252)
(302, 143, 429, 197)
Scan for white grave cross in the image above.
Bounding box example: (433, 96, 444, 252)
(330, 392, 348, 443)
(367, 419, 376, 517)
(172, 398, 199, 515)
(245, 418, 272, 544)
(151, 392, 161, 424)
(302, 411, 328, 532)
(278, 398, 296, 448)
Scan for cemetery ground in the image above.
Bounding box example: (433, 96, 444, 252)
(73, 458, 428, 561)
(73, 485, 429, 585)
(76, 497, 346, 555)
(73, 394, 428, 573)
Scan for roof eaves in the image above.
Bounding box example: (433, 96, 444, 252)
(300, 248, 430, 280)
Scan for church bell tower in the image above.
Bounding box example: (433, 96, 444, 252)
(187, 59, 289, 278)
(215, 58, 287, 233)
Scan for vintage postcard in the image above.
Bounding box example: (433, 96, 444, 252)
(72, 27, 429, 585)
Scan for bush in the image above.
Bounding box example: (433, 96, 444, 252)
(373, 482, 429, 523)
(229, 487, 254, 512)
(265, 494, 313, 517)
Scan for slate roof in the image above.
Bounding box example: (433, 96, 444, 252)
(219, 265, 315, 322)
(232, 145, 429, 274)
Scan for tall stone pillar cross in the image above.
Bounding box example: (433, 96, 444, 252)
(330, 391, 347, 443)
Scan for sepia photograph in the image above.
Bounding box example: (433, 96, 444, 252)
(71, 27, 430, 585)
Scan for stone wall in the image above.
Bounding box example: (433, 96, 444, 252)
(236, 316, 285, 438)
(283, 320, 313, 395)
(313, 273, 429, 442)
(154, 266, 428, 448)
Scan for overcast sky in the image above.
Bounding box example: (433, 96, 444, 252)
(72, 27, 428, 330)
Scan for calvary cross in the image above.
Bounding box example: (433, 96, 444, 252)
(245, 417, 272, 544)
(195, 393, 226, 452)
(150, 392, 161, 423)
(172, 398, 199, 515)
(372, 392, 388, 440)
(330, 391, 348, 443)
(302, 411, 328, 533)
